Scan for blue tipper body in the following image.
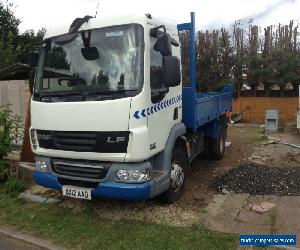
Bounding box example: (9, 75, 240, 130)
(178, 12, 232, 135)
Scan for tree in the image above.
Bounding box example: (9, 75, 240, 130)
(0, 31, 18, 68)
(180, 18, 300, 97)
(17, 28, 46, 62)
(0, 0, 20, 47)
(0, 1, 20, 68)
(0, 1, 46, 69)
(232, 26, 245, 97)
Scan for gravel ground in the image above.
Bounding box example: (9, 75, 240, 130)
(210, 163, 300, 195)
(59, 198, 202, 227)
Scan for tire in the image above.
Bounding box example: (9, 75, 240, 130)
(220, 115, 229, 139)
(201, 137, 210, 159)
(159, 146, 188, 203)
(210, 129, 226, 160)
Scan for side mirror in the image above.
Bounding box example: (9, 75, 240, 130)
(28, 68, 36, 94)
(153, 32, 172, 56)
(163, 56, 181, 87)
(25, 51, 39, 67)
(81, 47, 99, 61)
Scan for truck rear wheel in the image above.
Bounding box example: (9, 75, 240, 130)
(159, 146, 188, 203)
(201, 137, 210, 159)
(210, 129, 225, 160)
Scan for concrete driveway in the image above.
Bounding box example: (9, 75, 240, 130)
(0, 233, 43, 250)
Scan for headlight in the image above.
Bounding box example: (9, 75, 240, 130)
(30, 129, 38, 150)
(36, 160, 47, 172)
(116, 169, 150, 182)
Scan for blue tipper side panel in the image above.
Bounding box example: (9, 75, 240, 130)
(182, 85, 232, 132)
(178, 13, 233, 133)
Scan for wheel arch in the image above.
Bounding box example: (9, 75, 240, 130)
(152, 122, 186, 173)
(152, 123, 188, 203)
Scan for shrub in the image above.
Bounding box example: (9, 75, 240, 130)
(4, 177, 25, 196)
(0, 105, 23, 180)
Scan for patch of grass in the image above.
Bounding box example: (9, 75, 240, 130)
(258, 134, 269, 142)
(249, 133, 269, 144)
(4, 177, 25, 197)
(256, 127, 266, 135)
(0, 186, 237, 250)
(269, 210, 277, 235)
(237, 126, 263, 145)
(199, 208, 209, 213)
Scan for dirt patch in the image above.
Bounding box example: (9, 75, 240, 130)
(178, 125, 258, 208)
(210, 163, 300, 195)
(249, 141, 300, 167)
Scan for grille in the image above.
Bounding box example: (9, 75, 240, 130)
(36, 130, 129, 153)
(52, 159, 110, 180)
(53, 131, 97, 152)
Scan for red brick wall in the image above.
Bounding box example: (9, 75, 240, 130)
(232, 97, 299, 124)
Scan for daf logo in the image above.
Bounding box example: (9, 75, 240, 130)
(107, 137, 125, 143)
(37, 134, 52, 140)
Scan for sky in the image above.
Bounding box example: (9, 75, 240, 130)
(12, 0, 300, 33)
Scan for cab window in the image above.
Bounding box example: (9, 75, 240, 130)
(150, 37, 164, 90)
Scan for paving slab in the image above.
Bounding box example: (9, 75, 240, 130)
(201, 192, 249, 232)
(19, 190, 62, 204)
(202, 193, 300, 248)
(275, 196, 300, 247)
(0, 233, 43, 250)
(0, 226, 66, 250)
(19, 191, 48, 203)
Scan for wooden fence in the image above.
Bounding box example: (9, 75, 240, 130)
(0, 80, 30, 124)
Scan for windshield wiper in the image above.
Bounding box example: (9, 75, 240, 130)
(38, 92, 84, 102)
(85, 89, 137, 100)
(37, 89, 138, 102)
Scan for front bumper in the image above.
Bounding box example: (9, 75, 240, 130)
(33, 171, 153, 200)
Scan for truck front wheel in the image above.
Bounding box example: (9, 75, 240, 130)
(159, 146, 188, 203)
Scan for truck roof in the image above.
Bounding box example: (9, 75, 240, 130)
(44, 14, 179, 40)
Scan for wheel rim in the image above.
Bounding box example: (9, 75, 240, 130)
(220, 134, 224, 153)
(170, 162, 185, 192)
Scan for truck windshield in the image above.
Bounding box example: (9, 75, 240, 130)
(34, 24, 144, 101)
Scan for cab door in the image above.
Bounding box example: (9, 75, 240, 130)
(147, 35, 182, 156)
